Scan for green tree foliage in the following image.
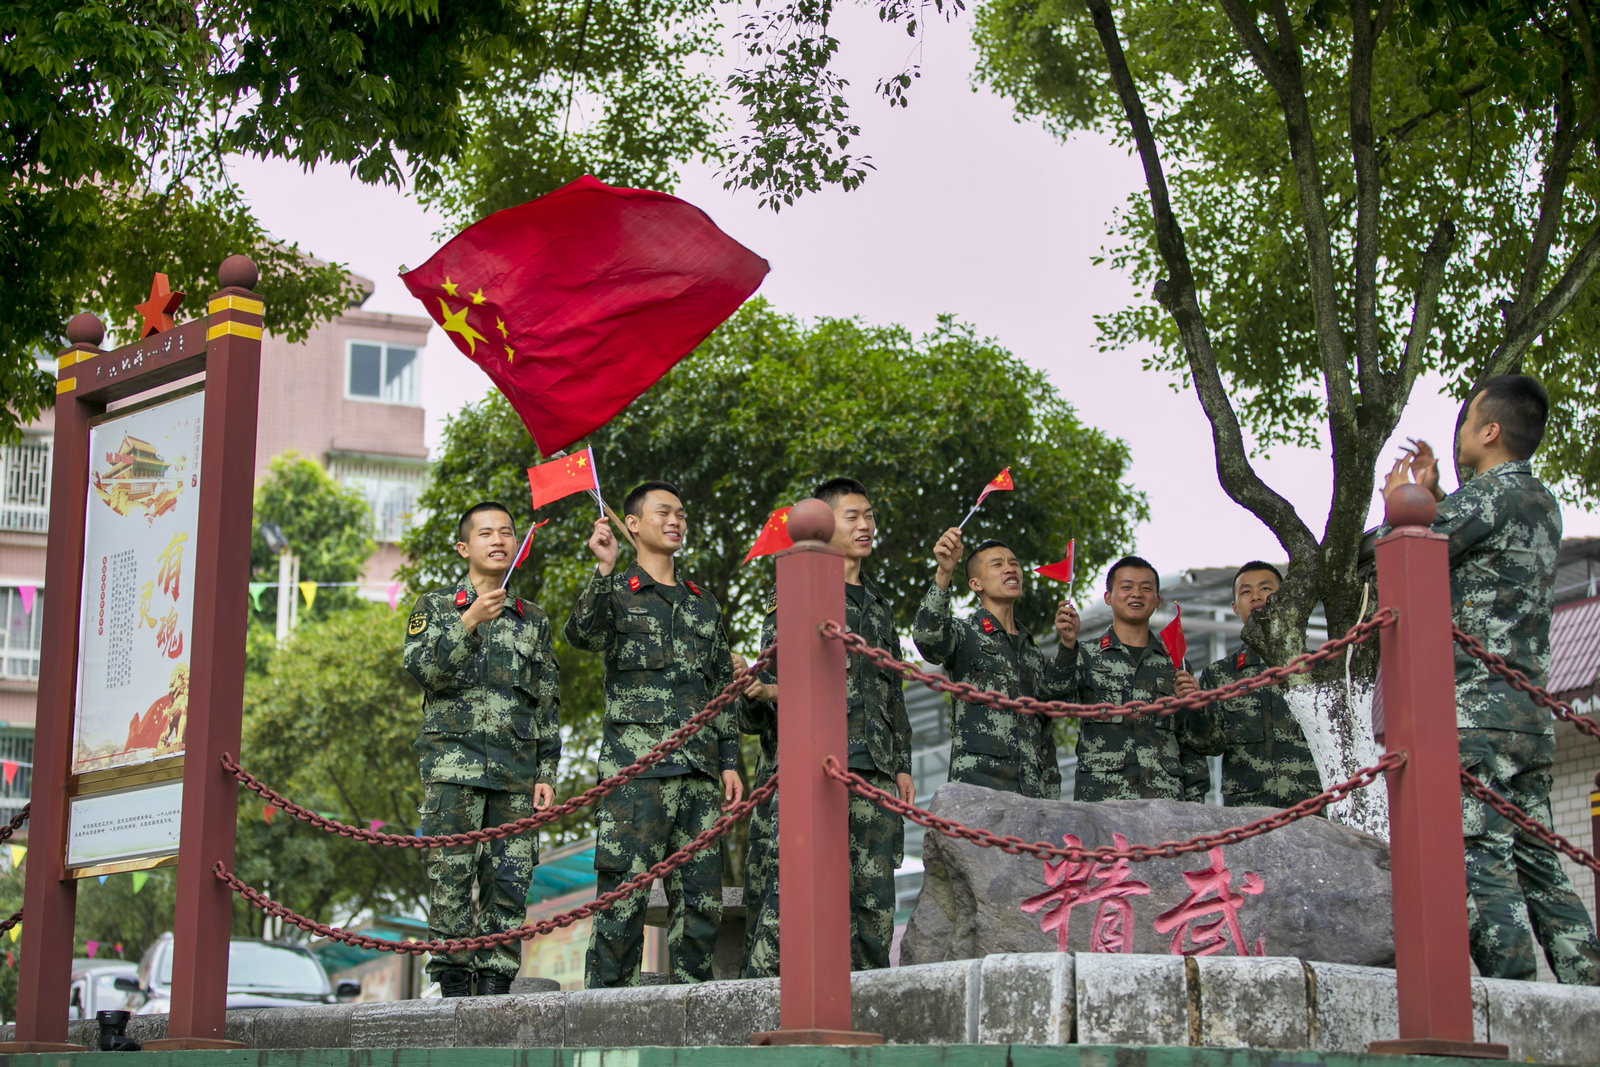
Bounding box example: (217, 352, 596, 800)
(3, 0, 722, 442)
(399, 299, 1146, 840)
(249, 452, 377, 621)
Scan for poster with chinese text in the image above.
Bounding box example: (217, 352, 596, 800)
(72, 388, 203, 775)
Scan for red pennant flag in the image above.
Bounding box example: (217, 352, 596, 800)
(527, 449, 600, 512)
(742, 507, 794, 565)
(401, 176, 770, 455)
(975, 466, 1014, 508)
(263, 805, 277, 826)
(513, 520, 551, 569)
(1160, 603, 1187, 668)
(1035, 540, 1075, 584)
(1, 761, 15, 786)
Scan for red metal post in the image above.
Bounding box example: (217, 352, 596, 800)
(750, 499, 879, 1046)
(1369, 486, 1506, 1060)
(1591, 772, 1600, 924)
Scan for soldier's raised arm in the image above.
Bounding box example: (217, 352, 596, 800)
(563, 518, 620, 651)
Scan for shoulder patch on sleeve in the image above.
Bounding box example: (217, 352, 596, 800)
(407, 611, 427, 636)
(980, 617, 995, 634)
(1236, 650, 1248, 670)
(628, 575, 641, 592)
(1099, 634, 1111, 651)
(455, 590, 468, 607)
(765, 590, 778, 615)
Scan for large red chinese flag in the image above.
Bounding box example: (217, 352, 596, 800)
(401, 176, 770, 455)
(528, 448, 600, 511)
(1160, 603, 1187, 668)
(742, 507, 794, 565)
(1035, 540, 1075, 584)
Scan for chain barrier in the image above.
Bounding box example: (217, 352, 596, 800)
(215, 772, 777, 955)
(820, 608, 1395, 722)
(221, 648, 774, 849)
(825, 751, 1405, 862)
(0, 803, 29, 845)
(1452, 626, 1600, 744)
(0, 909, 19, 938)
(1459, 767, 1600, 876)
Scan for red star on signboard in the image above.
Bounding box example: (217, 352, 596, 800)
(135, 273, 185, 337)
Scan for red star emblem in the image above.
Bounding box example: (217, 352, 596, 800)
(135, 273, 185, 338)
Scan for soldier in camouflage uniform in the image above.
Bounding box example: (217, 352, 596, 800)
(403, 501, 561, 997)
(1186, 562, 1322, 808)
(740, 478, 914, 978)
(1055, 556, 1200, 801)
(912, 529, 1077, 798)
(564, 481, 744, 988)
(1385, 375, 1599, 985)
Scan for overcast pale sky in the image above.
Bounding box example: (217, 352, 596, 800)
(228, 5, 1598, 584)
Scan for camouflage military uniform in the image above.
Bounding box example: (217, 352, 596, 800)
(1057, 627, 1188, 801)
(1188, 648, 1322, 808)
(742, 574, 912, 978)
(911, 584, 1062, 799)
(1431, 459, 1600, 984)
(563, 561, 738, 988)
(403, 583, 561, 982)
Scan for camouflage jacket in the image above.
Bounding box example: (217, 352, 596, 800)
(563, 561, 738, 780)
(910, 584, 1062, 799)
(1191, 648, 1322, 808)
(403, 582, 561, 791)
(740, 572, 913, 784)
(1057, 626, 1189, 800)
(1432, 459, 1562, 734)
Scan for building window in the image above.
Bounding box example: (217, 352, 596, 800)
(327, 454, 430, 544)
(0, 727, 33, 823)
(346, 341, 419, 406)
(0, 434, 51, 534)
(0, 586, 42, 682)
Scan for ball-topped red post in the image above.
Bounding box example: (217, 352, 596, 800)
(786, 497, 836, 544)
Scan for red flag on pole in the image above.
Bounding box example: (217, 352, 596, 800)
(527, 449, 601, 511)
(401, 176, 770, 455)
(1035, 540, 1075, 584)
(1160, 603, 1187, 667)
(742, 507, 794, 565)
(975, 466, 1014, 508)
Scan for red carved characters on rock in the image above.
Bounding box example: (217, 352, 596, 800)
(1020, 832, 1152, 953)
(1153, 846, 1265, 957)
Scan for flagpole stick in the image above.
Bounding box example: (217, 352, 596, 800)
(956, 503, 981, 530)
(500, 525, 536, 591)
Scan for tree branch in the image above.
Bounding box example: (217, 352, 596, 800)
(1348, 0, 1384, 403)
(1082, 0, 1318, 569)
(1506, 74, 1586, 338)
(1490, 215, 1600, 374)
(1396, 214, 1457, 399)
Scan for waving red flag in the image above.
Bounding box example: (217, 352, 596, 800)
(401, 176, 769, 455)
(527, 448, 601, 511)
(1035, 540, 1075, 584)
(976, 467, 1014, 507)
(1160, 603, 1187, 667)
(742, 507, 794, 565)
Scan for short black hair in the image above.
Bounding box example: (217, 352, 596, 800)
(624, 480, 682, 518)
(1469, 374, 1549, 460)
(1105, 555, 1159, 592)
(1233, 561, 1283, 588)
(965, 539, 1011, 579)
(813, 477, 870, 508)
(457, 501, 515, 543)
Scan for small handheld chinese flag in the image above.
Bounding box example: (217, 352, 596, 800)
(528, 448, 601, 511)
(1160, 603, 1187, 668)
(1035, 540, 1075, 584)
(958, 466, 1014, 529)
(499, 518, 552, 590)
(742, 507, 794, 565)
(401, 176, 769, 455)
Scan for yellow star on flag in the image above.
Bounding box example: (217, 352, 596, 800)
(505, 345, 515, 363)
(471, 289, 487, 305)
(441, 277, 459, 297)
(496, 318, 508, 337)
(438, 298, 488, 356)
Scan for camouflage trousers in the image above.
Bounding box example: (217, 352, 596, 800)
(742, 767, 905, 978)
(585, 774, 723, 988)
(420, 781, 538, 980)
(1459, 728, 1600, 985)
(741, 772, 778, 968)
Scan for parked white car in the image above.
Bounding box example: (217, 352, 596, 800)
(118, 934, 359, 1015)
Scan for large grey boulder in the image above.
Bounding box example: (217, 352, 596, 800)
(901, 783, 1393, 967)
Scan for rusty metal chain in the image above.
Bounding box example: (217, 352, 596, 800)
(825, 751, 1406, 862)
(821, 608, 1395, 721)
(0, 803, 28, 844)
(1452, 627, 1600, 744)
(214, 773, 777, 955)
(0, 909, 19, 938)
(1459, 767, 1600, 875)
(221, 647, 774, 848)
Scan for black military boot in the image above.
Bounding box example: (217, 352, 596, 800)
(436, 969, 474, 998)
(478, 974, 514, 995)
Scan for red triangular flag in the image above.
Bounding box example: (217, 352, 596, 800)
(401, 176, 770, 456)
(1035, 540, 1075, 584)
(1, 761, 15, 787)
(1160, 603, 1187, 668)
(513, 520, 551, 569)
(742, 507, 794, 565)
(527, 448, 600, 511)
(85, 940, 99, 959)
(263, 805, 277, 825)
(974, 466, 1014, 508)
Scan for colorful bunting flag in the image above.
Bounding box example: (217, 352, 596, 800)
(17, 584, 35, 615)
(400, 175, 770, 455)
(742, 507, 794, 565)
(131, 871, 149, 895)
(369, 819, 386, 833)
(8, 844, 24, 866)
(386, 581, 402, 610)
(7, 924, 17, 943)
(247, 582, 270, 610)
(98, 875, 108, 885)
(298, 581, 317, 611)
(1035, 540, 1075, 585)
(1160, 603, 1187, 668)
(2, 760, 16, 786)
(85, 940, 100, 959)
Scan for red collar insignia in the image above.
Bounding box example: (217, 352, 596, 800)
(685, 580, 702, 596)
(627, 575, 641, 592)
(455, 590, 469, 608)
(980, 617, 995, 634)
(1236, 651, 1248, 670)
(1099, 634, 1112, 651)
(510, 597, 521, 615)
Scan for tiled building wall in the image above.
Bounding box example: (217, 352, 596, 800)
(1532, 701, 1598, 982)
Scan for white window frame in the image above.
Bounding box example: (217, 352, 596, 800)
(0, 586, 42, 682)
(0, 433, 52, 534)
(344, 339, 421, 407)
